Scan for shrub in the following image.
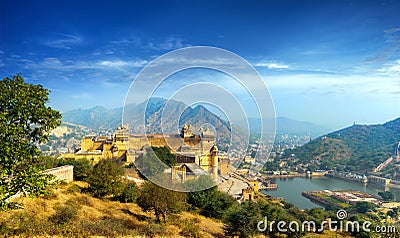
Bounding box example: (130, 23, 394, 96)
(177, 218, 201, 238)
(42, 191, 57, 200)
(49, 200, 81, 226)
(146, 222, 167, 236)
(117, 182, 139, 203)
(0, 221, 8, 236)
(66, 184, 81, 194)
(188, 187, 236, 219)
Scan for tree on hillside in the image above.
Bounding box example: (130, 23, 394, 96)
(116, 182, 139, 203)
(188, 186, 236, 219)
(378, 191, 394, 201)
(352, 201, 377, 214)
(86, 159, 125, 198)
(0, 74, 62, 209)
(137, 181, 187, 222)
(224, 201, 263, 238)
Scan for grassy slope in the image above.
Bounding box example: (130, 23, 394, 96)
(0, 182, 224, 238)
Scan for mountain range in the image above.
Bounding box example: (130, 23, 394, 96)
(63, 98, 235, 146)
(62, 98, 330, 137)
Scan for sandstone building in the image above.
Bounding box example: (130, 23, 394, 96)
(59, 125, 231, 180)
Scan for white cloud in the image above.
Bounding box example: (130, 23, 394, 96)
(98, 59, 147, 68)
(25, 57, 147, 71)
(22, 57, 147, 87)
(378, 59, 400, 76)
(263, 72, 400, 97)
(384, 27, 400, 41)
(110, 37, 142, 46)
(146, 36, 191, 50)
(254, 61, 289, 69)
(44, 34, 83, 50)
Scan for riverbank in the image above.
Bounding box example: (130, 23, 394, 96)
(302, 190, 382, 209)
(260, 171, 400, 189)
(262, 177, 400, 209)
(260, 172, 326, 179)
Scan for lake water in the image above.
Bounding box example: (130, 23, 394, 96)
(262, 177, 400, 209)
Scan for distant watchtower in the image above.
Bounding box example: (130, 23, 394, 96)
(180, 124, 194, 138)
(115, 124, 130, 142)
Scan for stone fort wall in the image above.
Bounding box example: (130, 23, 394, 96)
(45, 165, 74, 183)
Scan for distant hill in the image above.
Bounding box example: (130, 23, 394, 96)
(277, 117, 330, 137)
(285, 118, 400, 172)
(243, 117, 330, 138)
(62, 106, 122, 131)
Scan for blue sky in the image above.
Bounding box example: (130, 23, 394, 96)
(1, 0, 400, 129)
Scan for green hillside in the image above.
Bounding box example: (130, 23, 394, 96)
(285, 118, 400, 172)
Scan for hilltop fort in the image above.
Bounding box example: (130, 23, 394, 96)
(59, 125, 231, 181)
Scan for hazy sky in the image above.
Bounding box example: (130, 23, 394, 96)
(1, 0, 400, 129)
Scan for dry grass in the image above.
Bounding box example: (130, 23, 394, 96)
(171, 212, 225, 238)
(303, 231, 354, 238)
(0, 183, 224, 238)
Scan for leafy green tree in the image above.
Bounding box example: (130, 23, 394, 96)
(72, 158, 94, 181)
(0, 74, 61, 209)
(264, 161, 279, 171)
(352, 201, 377, 214)
(137, 181, 187, 222)
(307, 207, 336, 224)
(186, 175, 235, 219)
(378, 191, 394, 201)
(387, 207, 399, 219)
(116, 182, 139, 203)
(58, 158, 93, 181)
(202, 190, 236, 219)
(224, 201, 263, 238)
(37, 156, 59, 170)
(188, 186, 236, 219)
(86, 159, 125, 198)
